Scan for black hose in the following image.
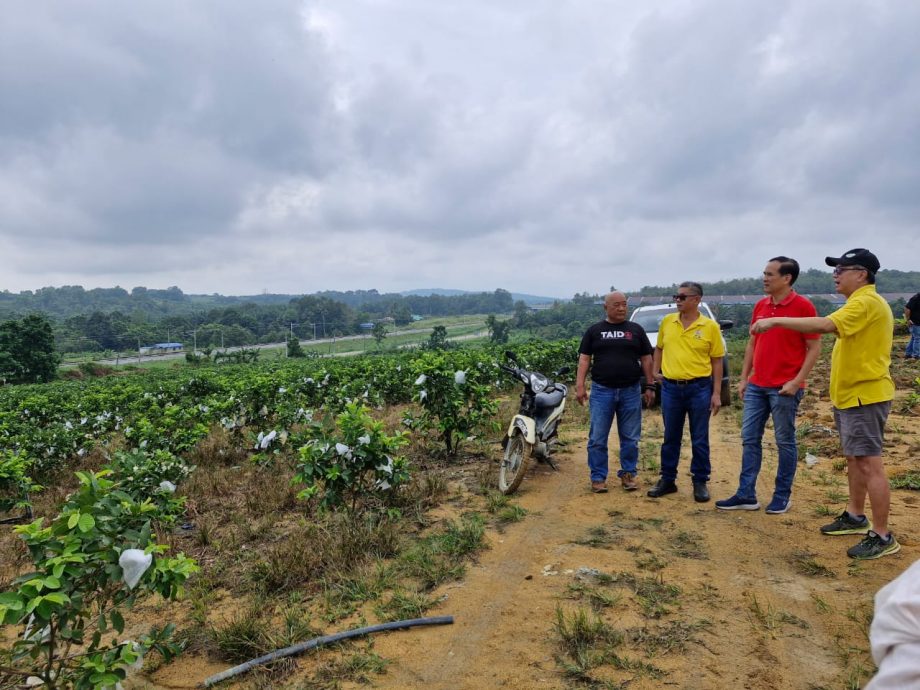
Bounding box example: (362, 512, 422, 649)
(201, 615, 454, 687)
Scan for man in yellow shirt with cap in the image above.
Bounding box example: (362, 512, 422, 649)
(751, 248, 899, 560)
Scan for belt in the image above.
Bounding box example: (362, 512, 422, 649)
(663, 376, 711, 385)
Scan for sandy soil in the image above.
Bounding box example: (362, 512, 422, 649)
(360, 383, 920, 689)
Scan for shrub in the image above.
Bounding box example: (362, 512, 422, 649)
(294, 403, 410, 511)
(0, 470, 197, 689)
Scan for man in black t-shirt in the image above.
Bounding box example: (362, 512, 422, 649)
(906, 292, 920, 359)
(576, 292, 655, 493)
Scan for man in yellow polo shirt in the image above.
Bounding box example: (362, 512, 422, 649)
(752, 248, 899, 560)
(648, 281, 725, 502)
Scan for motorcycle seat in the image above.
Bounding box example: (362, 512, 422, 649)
(535, 389, 564, 408)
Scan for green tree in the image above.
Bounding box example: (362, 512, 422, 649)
(287, 337, 306, 358)
(372, 322, 387, 347)
(0, 314, 60, 384)
(486, 315, 512, 344)
(427, 325, 449, 350)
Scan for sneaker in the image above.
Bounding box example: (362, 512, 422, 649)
(820, 511, 871, 536)
(765, 497, 791, 514)
(847, 531, 901, 560)
(591, 481, 608, 494)
(647, 479, 677, 498)
(715, 495, 760, 511)
(620, 473, 638, 491)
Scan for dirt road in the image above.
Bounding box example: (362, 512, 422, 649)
(371, 401, 918, 690)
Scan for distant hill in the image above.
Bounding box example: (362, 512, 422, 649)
(402, 288, 562, 305)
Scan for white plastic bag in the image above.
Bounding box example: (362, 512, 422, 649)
(119, 549, 152, 590)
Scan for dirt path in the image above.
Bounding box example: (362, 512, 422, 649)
(368, 404, 919, 690)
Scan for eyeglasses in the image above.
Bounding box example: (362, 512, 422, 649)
(672, 294, 698, 302)
(833, 265, 867, 276)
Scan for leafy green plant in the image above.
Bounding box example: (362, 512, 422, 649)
(0, 470, 197, 689)
(294, 402, 410, 510)
(0, 450, 41, 514)
(410, 353, 497, 455)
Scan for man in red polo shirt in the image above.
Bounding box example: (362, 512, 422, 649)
(716, 256, 821, 514)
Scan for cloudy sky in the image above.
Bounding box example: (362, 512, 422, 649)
(2, 1, 918, 298)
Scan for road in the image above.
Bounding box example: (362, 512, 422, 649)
(66, 326, 488, 367)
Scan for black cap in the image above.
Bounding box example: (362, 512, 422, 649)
(824, 248, 880, 273)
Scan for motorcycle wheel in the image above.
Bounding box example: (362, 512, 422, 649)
(499, 431, 532, 495)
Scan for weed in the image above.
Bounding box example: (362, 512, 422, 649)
(812, 504, 836, 517)
(668, 530, 708, 560)
(554, 605, 623, 673)
(832, 458, 847, 472)
(311, 644, 389, 687)
(399, 513, 486, 589)
(639, 441, 659, 473)
(627, 618, 710, 655)
(890, 470, 920, 490)
(825, 489, 849, 503)
(573, 526, 620, 548)
(791, 551, 837, 578)
(812, 594, 830, 614)
(606, 653, 666, 679)
(634, 553, 668, 572)
(745, 592, 809, 636)
(484, 490, 511, 513)
(375, 589, 437, 622)
(208, 606, 274, 662)
(497, 504, 528, 523)
(322, 563, 396, 619)
(567, 582, 622, 611)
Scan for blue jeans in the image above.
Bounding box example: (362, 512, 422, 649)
(587, 382, 642, 482)
(660, 378, 712, 483)
(737, 383, 804, 502)
(907, 324, 920, 358)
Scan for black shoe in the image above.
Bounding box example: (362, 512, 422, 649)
(647, 479, 677, 498)
(693, 481, 710, 503)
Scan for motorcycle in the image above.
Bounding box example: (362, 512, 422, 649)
(498, 351, 570, 494)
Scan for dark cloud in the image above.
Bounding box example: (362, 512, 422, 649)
(1, 0, 918, 297)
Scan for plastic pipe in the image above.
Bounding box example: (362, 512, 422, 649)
(201, 615, 453, 686)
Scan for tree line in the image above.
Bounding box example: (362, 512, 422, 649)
(636, 268, 920, 296)
(0, 287, 515, 355)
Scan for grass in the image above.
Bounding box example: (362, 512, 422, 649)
(745, 592, 810, 636)
(399, 513, 486, 590)
(573, 525, 621, 548)
(791, 551, 837, 578)
(374, 589, 438, 622)
(553, 605, 623, 677)
(626, 618, 710, 656)
(890, 470, 920, 490)
(566, 582, 623, 612)
(668, 530, 708, 560)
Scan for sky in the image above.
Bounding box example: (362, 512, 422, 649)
(2, 1, 919, 299)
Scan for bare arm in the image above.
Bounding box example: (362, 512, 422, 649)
(576, 353, 591, 405)
(780, 338, 822, 395)
(710, 357, 723, 416)
(652, 347, 663, 382)
(640, 354, 655, 406)
(751, 316, 837, 335)
(738, 337, 755, 397)
(906, 306, 912, 321)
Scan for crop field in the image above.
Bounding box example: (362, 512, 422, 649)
(1, 336, 918, 689)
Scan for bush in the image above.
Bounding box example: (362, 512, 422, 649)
(0, 470, 197, 689)
(294, 403, 410, 511)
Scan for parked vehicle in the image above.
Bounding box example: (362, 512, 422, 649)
(498, 351, 570, 494)
(630, 302, 734, 406)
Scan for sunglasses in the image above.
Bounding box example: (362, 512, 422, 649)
(833, 265, 867, 276)
(672, 294, 698, 302)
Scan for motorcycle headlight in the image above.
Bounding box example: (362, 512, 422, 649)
(529, 372, 548, 393)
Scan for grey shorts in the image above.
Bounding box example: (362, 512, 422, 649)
(833, 401, 892, 457)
